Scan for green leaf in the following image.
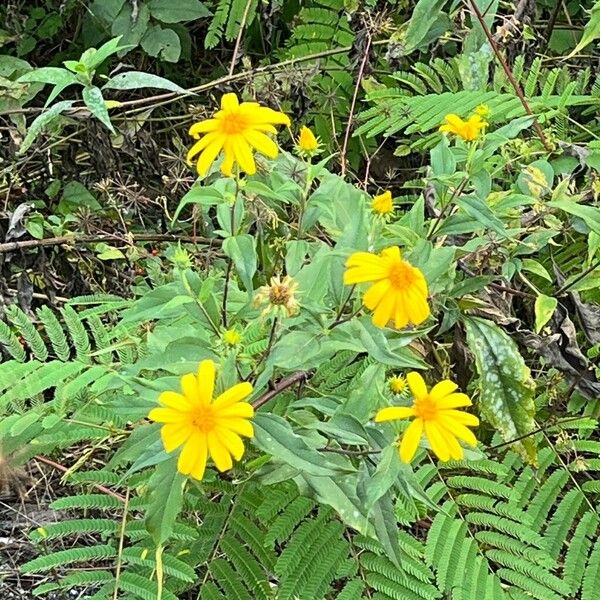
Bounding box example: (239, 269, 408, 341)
(103, 70, 188, 94)
(271, 331, 325, 370)
(404, 0, 448, 53)
(455, 195, 509, 239)
(145, 457, 186, 545)
(548, 198, 600, 237)
(222, 234, 257, 293)
(18, 100, 74, 155)
(148, 0, 211, 22)
(566, 0, 600, 57)
(172, 183, 225, 222)
(80, 36, 130, 71)
(430, 136, 456, 176)
(141, 25, 181, 62)
(522, 258, 552, 282)
(112, 4, 151, 50)
(464, 316, 537, 464)
(534, 294, 558, 333)
(253, 413, 352, 477)
(17, 67, 80, 106)
(82, 86, 114, 132)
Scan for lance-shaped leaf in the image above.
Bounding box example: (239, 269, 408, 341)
(464, 316, 537, 464)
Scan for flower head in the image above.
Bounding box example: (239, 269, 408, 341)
(187, 93, 290, 177)
(148, 360, 254, 480)
(375, 372, 479, 463)
(344, 247, 430, 329)
(297, 126, 320, 156)
(223, 329, 241, 346)
(475, 104, 490, 118)
(254, 275, 300, 319)
(389, 375, 408, 395)
(372, 190, 394, 216)
(439, 113, 487, 141)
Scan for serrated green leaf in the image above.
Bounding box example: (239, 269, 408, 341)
(535, 294, 558, 333)
(82, 86, 114, 132)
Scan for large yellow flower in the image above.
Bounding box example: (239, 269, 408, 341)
(187, 93, 290, 177)
(372, 190, 394, 215)
(375, 372, 479, 463)
(343, 246, 430, 329)
(148, 360, 254, 480)
(439, 113, 487, 141)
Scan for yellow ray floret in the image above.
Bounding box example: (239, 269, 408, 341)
(372, 190, 394, 215)
(439, 113, 487, 141)
(344, 246, 430, 329)
(375, 372, 479, 463)
(187, 92, 290, 177)
(148, 360, 254, 480)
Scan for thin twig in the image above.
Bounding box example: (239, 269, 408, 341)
(246, 317, 278, 382)
(555, 256, 600, 296)
(228, 0, 254, 77)
(427, 175, 470, 240)
(112, 488, 130, 600)
(466, 0, 552, 152)
(251, 371, 309, 410)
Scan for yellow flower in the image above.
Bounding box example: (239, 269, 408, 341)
(148, 360, 254, 480)
(375, 372, 479, 463)
(389, 375, 408, 395)
(475, 104, 490, 118)
(223, 329, 241, 346)
(439, 113, 487, 141)
(297, 126, 319, 154)
(254, 275, 300, 319)
(372, 190, 394, 215)
(343, 246, 430, 329)
(187, 93, 290, 177)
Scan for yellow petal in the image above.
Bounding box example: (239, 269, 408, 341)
(436, 393, 472, 409)
(158, 391, 192, 411)
(196, 136, 225, 176)
(181, 373, 199, 403)
(207, 431, 233, 472)
(436, 424, 464, 461)
(441, 409, 479, 426)
(187, 136, 217, 163)
(243, 130, 279, 158)
(220, 141, 235, 176)
(371, 290, 396, 328)
(363, 279, 391, 310)
(253, 123, 278, 134)
(406, 372, 428, 399)
(177, 432, 203, 475)
(399, 418, 423, 463)
(223, 417, 254, 438)
(252, 106, 291, 126)
(430, 379, 458, 402)
(216, 427, 245, 461)
(161, 423, 193, 453)
(221, 92, 239, 111)
(189, 119, 219, 138)
(148, 407, 186, 423)
(213, 382, 253, 409)
(438, 415, 478, 446)
(190, 434, 208, 480)
(424, 421, 451, 461)
(380, 246, 401, 264)
(374, 406, 415, 422)
(218, 402, 254, 419)
(405, 288, 430, 325)
(346, 251, 387, 271)
(393, 293, 409, 329)
(197, 360, 216, 405)
(232, 138, 256, 175)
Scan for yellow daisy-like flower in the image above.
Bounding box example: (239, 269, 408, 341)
(254, 275, 300, 319)
(223, 329, 241, 346)
(372, 190, 394, 216)
(343, 246, 430, 329)
(375, 372, 479, 463)
(297, 126, 320, 154)
(439, 113, 487, 141)
(187, 93, 291, 177)
(148, 360, 254, 480)
(389, 375, 408, 395)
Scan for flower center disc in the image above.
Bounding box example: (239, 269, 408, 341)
(192, 406, 216, 432)
(221, 112, 248, 135)
(388, 261, 417, 289)
(414, 395, 437, 420)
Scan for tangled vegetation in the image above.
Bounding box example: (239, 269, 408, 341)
(1, 0, 600, 598)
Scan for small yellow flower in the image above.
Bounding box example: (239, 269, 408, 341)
(372, 190, 394, 216)
(148, 360, 254, 480)
(344, 246, 430, 329)
(297, 126, 320, 155)
(223, 329, 241, 346)
(375, 372, 479, 463)
(389, 375, 408, 395)
(187, 93, 290, 177)
(439, 113, 487, 141)
(254, 275, 300, 319)
(475, 104, 490, 118)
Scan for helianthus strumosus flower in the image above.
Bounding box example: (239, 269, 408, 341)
(297, 126, 320, 155)
(187, 93, 290, 177)
(375, 372, 479, 463)
(439, 113, 487, 141)
(254, 275, 300, 319)
(372, 190, 394, 216)
(343, 246, 430, 329)
(148, 360, 254, 480)
(389, 375, 408, 395)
